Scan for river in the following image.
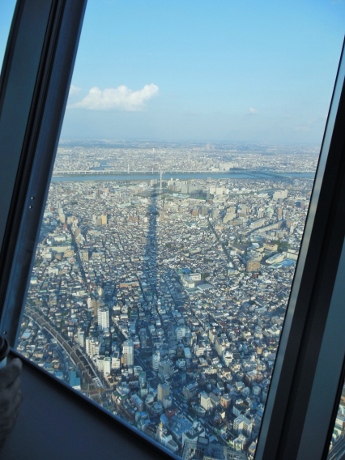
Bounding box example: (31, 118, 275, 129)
(51, 170, 315, 183)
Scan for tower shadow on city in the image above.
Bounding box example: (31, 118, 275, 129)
(143, 188, 159, 301)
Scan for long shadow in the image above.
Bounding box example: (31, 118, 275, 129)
(141, 187, 159, 308)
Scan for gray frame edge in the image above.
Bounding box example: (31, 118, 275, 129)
(0, 0, 87, 344)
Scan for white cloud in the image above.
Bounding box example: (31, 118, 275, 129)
(69, 85, 81, 96)
(71, 84, 159, 111)
(248, 107, 258, 114)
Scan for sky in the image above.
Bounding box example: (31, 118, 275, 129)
(1, 0, 345, 145)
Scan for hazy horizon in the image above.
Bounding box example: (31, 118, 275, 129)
(2, 0, 345, 145)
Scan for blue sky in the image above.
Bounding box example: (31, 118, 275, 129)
(1, 0, 345, 144)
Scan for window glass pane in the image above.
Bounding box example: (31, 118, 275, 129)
(17, 1, 345, 458)
(0, 0, 16, 73)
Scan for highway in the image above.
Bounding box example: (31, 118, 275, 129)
(328, 435, 345, 460)
(25, 307, 102, 387)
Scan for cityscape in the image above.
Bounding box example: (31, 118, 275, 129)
(16, 141, 345, 459)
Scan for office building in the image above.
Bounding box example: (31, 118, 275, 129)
(157, 382, 170, 402)
(122, 339, 134, 367)
(98, 307, 109, 330)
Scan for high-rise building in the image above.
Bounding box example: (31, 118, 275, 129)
(200, 391, 212, 411)
(103, 357, 111, 376)
(98, 307, 109, 330)
(85, 337, 100, 358)
(111, 351, 121, 370)
(152, 350, 160, 370)
(87, 296, 98, 316)
(77, 328, 85, 347)
(233, 414, 253, 436)
(139, 371, 146, 386)
(122, 339, 134, 367)
(157, 382, 170, 402)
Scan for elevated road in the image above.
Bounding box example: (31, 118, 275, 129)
(328, 435, 345, 460)
(53, 169, 219, 176)
(24, 307, 103, 387)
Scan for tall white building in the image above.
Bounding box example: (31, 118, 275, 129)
(77, 328, 85, 347)
(233, 414, 253, 436)
(98, 306, 109, 330)
(111, 352, 121, 370)
(152, 350, 160, 370)
(200, 391, 212, 411)
(157, 382, 170, 402)
(103, 357, 111, 376)
(122, 339, 134, 367)
(85, 337, 100, 358)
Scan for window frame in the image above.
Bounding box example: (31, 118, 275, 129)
(0, 0, 87, 342)
(1, 2, 345, 459)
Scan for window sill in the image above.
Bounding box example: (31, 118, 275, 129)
(1, 352, 175, 460)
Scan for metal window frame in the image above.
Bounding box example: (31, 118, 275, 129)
(0, 2, 345, 460)
(0, 0, 87, 343)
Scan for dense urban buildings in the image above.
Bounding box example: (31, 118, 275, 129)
(17, 141, 343, 459)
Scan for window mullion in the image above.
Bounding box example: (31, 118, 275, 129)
(0, 0, 87, 345)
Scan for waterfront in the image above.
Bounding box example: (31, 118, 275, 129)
(52, 170, 315, 183)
